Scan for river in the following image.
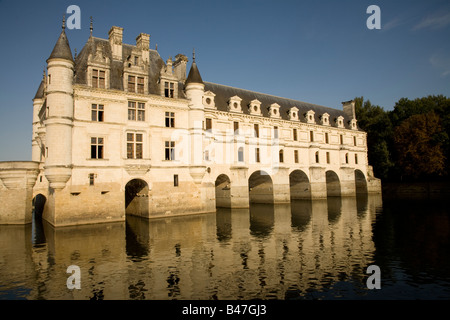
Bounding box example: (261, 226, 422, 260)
(0, 194, 449, 300)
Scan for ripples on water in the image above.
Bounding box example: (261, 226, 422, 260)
(0, 194, 449, 300)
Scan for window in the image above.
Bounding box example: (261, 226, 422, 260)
(134, 56, 139, 66)
(340, 134, 344, 145)
(92, 69, 105, 88)
(164, 81, 174, 98)
(89, 173, 95, 186)
(345, 153, 349, 164)
(205, 118, 212, 131)
(128, 101, 145, 121)
(293, 128, 298, 141)
(274, 126, 279, 139)
(234, 121, 239, 135)
(165, 112, 175, 127)
(128, 75, 135, 92)
(325, 132, 329, 144)
(127, 133, 143, 159)
(279, 149, 284, 163)
(91, 104, 104, 122)
(355, 154, 358, 164)
(294, 150, 299, 163)
(315, 151, 319, 163)
(48, 74, 51, 85)
(91, 137, 104, 159)
(326, 152, 330, 164)
(310, 131, 314, 142)
(174, 174, 179, 187)
(238, 147, 244, 162)
(137, 77, 144, 94)
(255, 148, 260, 163)
(254, 124, 259, 138)
(354, 136, 357, 146)
(165, 141, 175, 160)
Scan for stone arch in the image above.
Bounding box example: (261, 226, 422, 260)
(355, 169, 368, 194)
(289, 170, 311, 200)
(248, 170, 273, 204)
(125, 179, 149, 218)
(32, 194, 47, 245)
(325, 170, 341, 197)
(32, 194, 46, 219)
(215, 174, 231, 208)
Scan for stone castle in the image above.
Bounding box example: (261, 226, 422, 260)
(0, 21, 381, 227)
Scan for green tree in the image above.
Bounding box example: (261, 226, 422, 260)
(393, 112, 446, 180)
(354, 97, 393, 180)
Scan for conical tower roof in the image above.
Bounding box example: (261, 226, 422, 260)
(47, 22, 74, 62)
(185, 50, 203, 85)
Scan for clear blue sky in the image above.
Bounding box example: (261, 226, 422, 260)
(0, 0, 449, 161)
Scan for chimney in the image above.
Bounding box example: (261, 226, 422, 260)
(174, 54, 188, 82)
(108, 26, 123, 60)
(136, 33, 150, 63)
(342, 100, 356, 120)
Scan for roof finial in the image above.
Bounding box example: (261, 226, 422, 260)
(155, 43, 158, 51)
(90, 16, 93, 36)
(62, 14, 66, 30)
(193, 48, 196, 62)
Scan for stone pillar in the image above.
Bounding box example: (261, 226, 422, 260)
(340, 167, 356, 196)
(0, 161, 40, 224)
(272, 166, 290, 203)
(309, 166, 327, 199)
(230, 166, 249, 208)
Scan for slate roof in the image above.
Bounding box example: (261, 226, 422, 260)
(204, 82, 354, 129)
(40, 30, 354, 129)
(73, 36, 185, 98)
(47, 29, 74, 62)
(186, 61, 203, 85)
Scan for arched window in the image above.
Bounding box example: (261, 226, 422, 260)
(279, 149, 284, 163)
(315, 151, 319, 163)
(345, 153, 349, 164)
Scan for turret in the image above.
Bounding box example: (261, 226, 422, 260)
(44, 17, 74, 189)
(185, 50, 206, 170)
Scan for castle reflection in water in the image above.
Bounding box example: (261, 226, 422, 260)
(0, 194, 383, 300)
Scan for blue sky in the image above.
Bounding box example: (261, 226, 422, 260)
(0, 0, 449, 161)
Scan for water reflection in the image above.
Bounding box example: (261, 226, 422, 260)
(2, 193, 450, 300)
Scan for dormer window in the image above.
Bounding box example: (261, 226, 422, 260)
(268, 103, 281, 118)
(320, 113, 330, 126)
(127, 75, 145, 94)
(203, 91, 216, 109)
(305, 110, 315, 124)
(249, 99, 261, 116)
(288, 107, 299, 121)
(164, 81, 175, 98)
(349, 119, 357, 130)
(336, 116, 345, 128)
(92, 69, 106, 89)
(228, 96, 242, 113)
(134, 56, 139, 66)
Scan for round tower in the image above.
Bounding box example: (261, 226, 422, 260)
(185, 50, 205, 166)
(44, 19, 74, 190)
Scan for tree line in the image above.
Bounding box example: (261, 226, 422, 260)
(354, 95, 450, 182)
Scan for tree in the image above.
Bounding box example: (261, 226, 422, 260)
(354, 97, 393, 180)
(393, 112, 446, 180)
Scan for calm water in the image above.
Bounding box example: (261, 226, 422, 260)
(1, 194, 449, 300)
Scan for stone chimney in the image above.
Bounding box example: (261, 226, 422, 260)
(174, 54, 188, 82)
(108, 26, 123, 61)
(136, 33, 150, 63)
(342, 100, 356, 120)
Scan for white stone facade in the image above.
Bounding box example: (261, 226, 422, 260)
(0, 24, 381, 226)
